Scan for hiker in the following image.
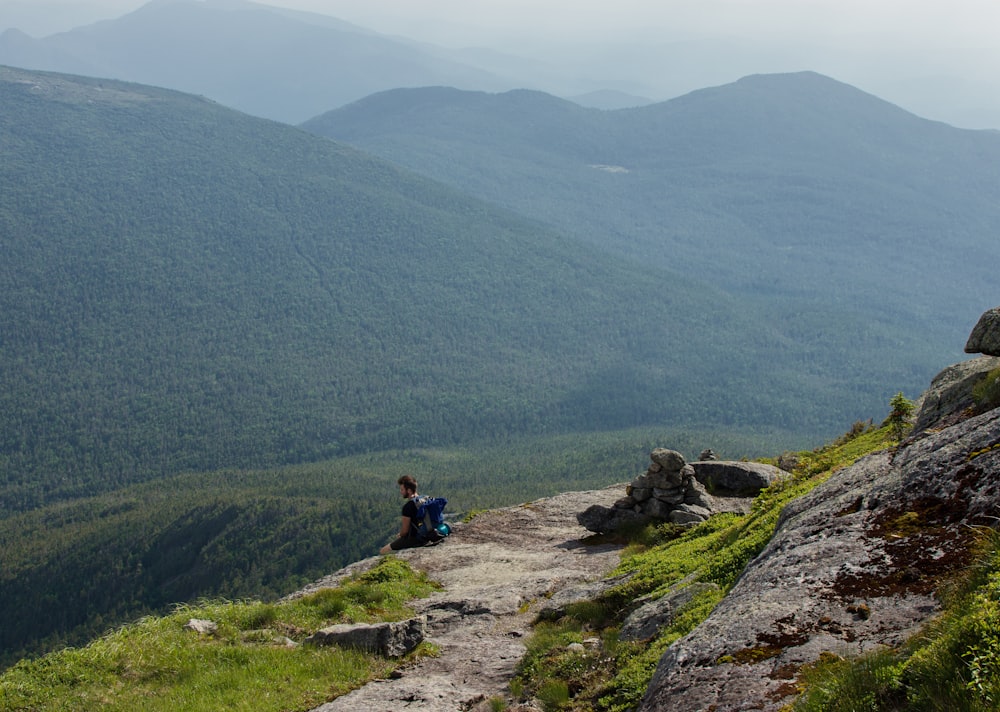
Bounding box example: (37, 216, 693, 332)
(379, 475, 425, 554)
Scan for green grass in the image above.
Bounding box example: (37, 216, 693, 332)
(509, 422, 897, 712)
(0, 557, 437, 712)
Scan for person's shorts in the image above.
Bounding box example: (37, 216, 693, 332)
(389, 536, 425, 551)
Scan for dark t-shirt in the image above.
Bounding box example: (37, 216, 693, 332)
(402, 497, 420, 538)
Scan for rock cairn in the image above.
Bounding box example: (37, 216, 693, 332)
(623, 448, 715, 525)
(578, 448, 787, 534)
(578, 448, 713, 532)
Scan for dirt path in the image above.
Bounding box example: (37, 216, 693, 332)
(302, 486, 625, 712)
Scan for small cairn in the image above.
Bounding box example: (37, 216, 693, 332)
(579, 449, 787, 534)
(578, 448, 713, 533)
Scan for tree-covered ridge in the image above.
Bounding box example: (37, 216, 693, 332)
(0, 66, 897, 515)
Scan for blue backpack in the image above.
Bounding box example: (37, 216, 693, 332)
(413, 496, 451, 543)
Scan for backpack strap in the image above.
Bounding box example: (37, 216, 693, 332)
(410, 496, 430, 539)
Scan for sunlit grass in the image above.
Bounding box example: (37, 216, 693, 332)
(0, 557, 437, 712)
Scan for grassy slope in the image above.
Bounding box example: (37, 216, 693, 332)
(0, 558, 437, 712)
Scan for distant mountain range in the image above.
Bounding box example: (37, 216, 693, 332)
(2, 64, 991, 512)
(302, 71, 1000, 368)
(0, 0, 520, 123)
(3, 0, 1000, 130)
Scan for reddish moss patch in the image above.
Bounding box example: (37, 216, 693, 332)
(730, 645, 784, 664)
(830, 488, 979, 601)
(767, 681, 802, 703)
(832, 528, 972, 599)
(770, 662, 801, 680)
(846, 602, 871, 620)
(728, 629, 811, 665)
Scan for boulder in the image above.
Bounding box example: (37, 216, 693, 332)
(183, 618, 217, 635)
(683, 478, 714, 510)
(650, 448, 686, 473)
(305, 617, 426, 657)
(651, 487, 686, 505)
(668, 509, 706, 526)
(577, 503, 650, 534)
(646, 464, 690, 490)
(965, 307, 1000, 356)
(644, 497, 677, 519)
(629, 486, 652, 503)
(673, 503, 712, 520)
(913, 355, 1000, 431)
(537, 573, 635, 619)
(691, 461, 786, 496)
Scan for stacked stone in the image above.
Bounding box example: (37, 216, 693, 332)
(617, 448, 714, 526)
(578, 449, 783, 534)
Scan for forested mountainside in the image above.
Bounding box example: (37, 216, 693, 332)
(302, 71, 1000, 372)
(0, 65, 802, 662)
(0, 65, 919, 514)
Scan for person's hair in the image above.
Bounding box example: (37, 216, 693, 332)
(397, 475, 418, 495)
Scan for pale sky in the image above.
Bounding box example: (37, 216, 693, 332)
(6, 0, 999, 48)
(2, 0, 999, 127)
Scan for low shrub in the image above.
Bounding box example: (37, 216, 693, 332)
(972, 367, 1000, 412)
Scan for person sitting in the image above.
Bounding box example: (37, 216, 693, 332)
(379, 475, 427, 554)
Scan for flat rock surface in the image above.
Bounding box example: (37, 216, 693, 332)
(298, 486, 626, 712)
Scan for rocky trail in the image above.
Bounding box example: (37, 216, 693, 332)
(294, 486, 626, 712)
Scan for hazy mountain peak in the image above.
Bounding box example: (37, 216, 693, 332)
(0, 0, 513, 122)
